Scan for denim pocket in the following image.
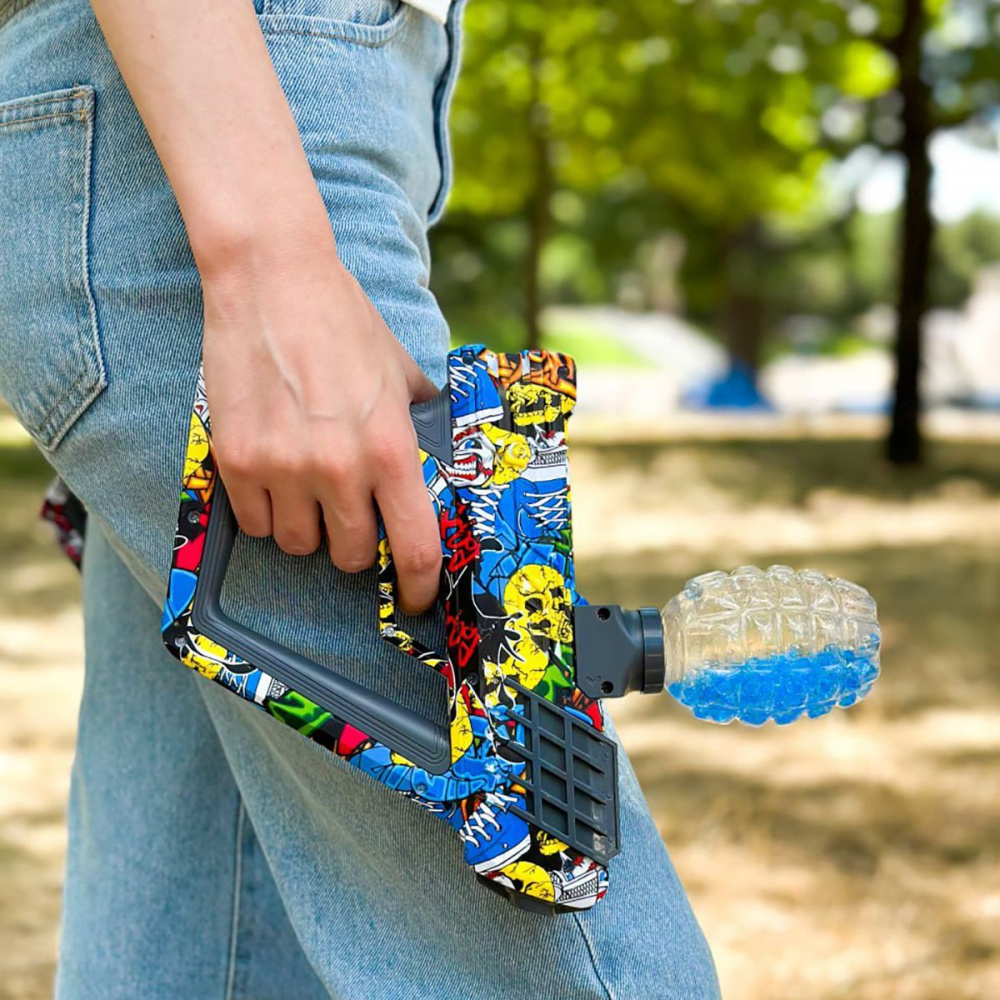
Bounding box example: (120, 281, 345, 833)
(426, 0, 464, 225)
(0, 85, 105, 451)
(259, 0, 408, 45)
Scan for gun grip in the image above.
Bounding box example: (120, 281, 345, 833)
(410, 389, 453, 464)
(187, 388, 457, 774)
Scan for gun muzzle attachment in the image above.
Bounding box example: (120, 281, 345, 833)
(574, 605, 665, 699)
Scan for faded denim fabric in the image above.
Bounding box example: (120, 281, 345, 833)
(0, 0, 720, 996)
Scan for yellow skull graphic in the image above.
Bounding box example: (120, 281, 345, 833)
(452, 424, 531, 487)
(481, 424, 531, 485)
(536, 830, 570, 856)
(181, 632, 231, 680)
(183, 411, 212, 494)
(448, 692, 474, 764)
(482, 633, 549, 697)
(507, 383, 573, 428)
(505, 565, 573, 645)
(496, 860, 556, 902)
(482, 565, 572, 695)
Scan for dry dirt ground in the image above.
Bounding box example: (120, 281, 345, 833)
(1, 420, 998, 1000)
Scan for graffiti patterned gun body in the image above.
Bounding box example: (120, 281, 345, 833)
(161, 345, 880, 913)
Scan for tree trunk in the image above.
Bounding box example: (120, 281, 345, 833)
(888, 0, 933, 465)
(524, 35, 550, 351)
(723, 288, 764, 376)
(524, 132, 551, 350)
(721, 222, 765, 379)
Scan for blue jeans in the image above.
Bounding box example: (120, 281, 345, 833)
(0, 1, 720, 996)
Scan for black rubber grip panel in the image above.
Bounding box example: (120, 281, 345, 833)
(190, 389, 456, 774)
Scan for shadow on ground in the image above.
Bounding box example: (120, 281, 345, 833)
(582, 437, 1000, 506)
(1, 431, 998, 1000)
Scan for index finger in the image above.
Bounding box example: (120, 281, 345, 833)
(374, 432, 442, 616)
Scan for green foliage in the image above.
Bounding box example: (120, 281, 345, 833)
(0, 439, 52, 484)
(540, 324, 646, 368)
(729, 208, 1000, 342)
(931, 210, 1000, 306)
(430, 0, 1000, 356)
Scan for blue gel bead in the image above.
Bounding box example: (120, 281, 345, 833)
(667, 642, 875, 726)
(815, 647, 838, 668)
(774, 708, 804, 725)
(858, 659, 880, 684)
(777, 672, 808, 712)
(740, 672, 770, 710)
(807, 702, 834, 719)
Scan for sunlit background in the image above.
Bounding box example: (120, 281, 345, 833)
(425, 3, 1000, 996)
(2, 1, 999, 998)
(432, 0, 1000, 445)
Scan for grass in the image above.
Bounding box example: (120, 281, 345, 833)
(540, 325, 647, 368)
(1, 426, 998, 999)
(450, 324, 648, 368)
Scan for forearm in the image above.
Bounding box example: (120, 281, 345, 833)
(89, 0, 331, 275)
(89, 0, 442, 612)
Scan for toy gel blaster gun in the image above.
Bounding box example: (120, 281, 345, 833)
(161, 345, 881, 913)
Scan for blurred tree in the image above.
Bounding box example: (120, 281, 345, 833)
(818, 0, 1000, 462)
(749, 207, 1000, 332)
(433, 0, 1000, 443)
(933, 211, 1000, 305)
(440, 2, 616, 348)
(440, 0, 841, 355)
(439, 0, 896, 365)
(883, 0, 935, 463)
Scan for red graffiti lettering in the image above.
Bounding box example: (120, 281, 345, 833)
(439, 502, 479, 573)
(446, 610, 480, 670)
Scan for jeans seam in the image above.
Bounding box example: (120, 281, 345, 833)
(0, 94, 69, 111)
(0, 87, 91, 121)
(225, 800, 247, 1000)
(37, 85, 105, 452)
(33, 371, 94, 443)
(426, 0, 464, 225)
(0, 92, 81, 111)
(573, 913, 616, 1000)
(257, 3, 411, 46)
(0, 110, 81, 129)
(71, 81, 107, 447)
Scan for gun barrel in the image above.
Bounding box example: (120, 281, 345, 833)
(575, 604, 665, 698)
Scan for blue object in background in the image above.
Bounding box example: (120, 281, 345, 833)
(682, 359, 775, 411)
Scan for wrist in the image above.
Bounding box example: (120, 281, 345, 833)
(188, 183, 338, 287)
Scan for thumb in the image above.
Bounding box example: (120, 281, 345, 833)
(402, 354, 439, 404)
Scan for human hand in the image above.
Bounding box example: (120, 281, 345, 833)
(200, 227, 441, 615)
